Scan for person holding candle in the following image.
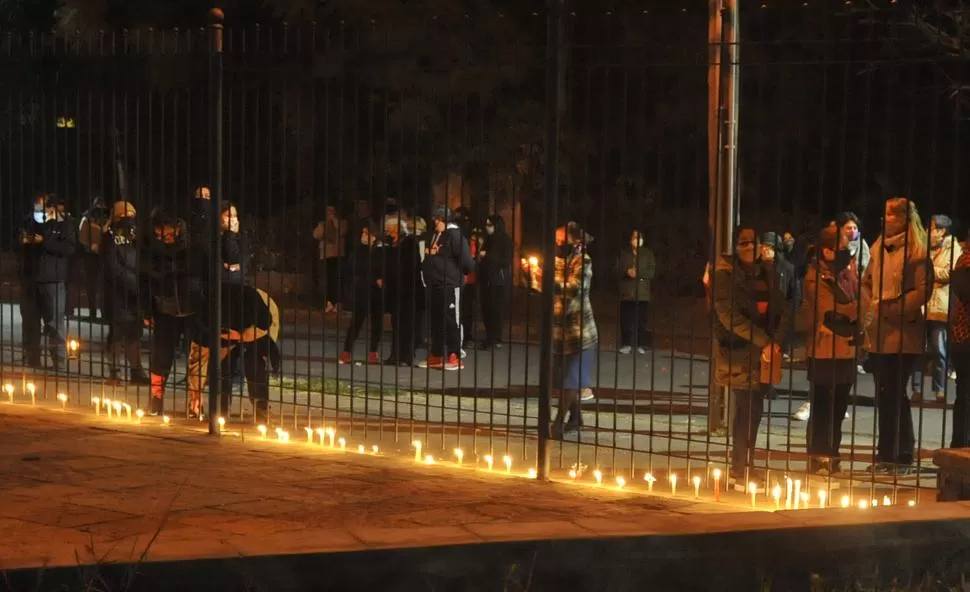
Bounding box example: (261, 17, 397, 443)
(796, 223, 868, 476)
(860, 197, 930, 475)
(710, 226, 789, 490)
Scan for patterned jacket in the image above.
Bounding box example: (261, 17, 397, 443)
(951, 251, 970, 347)
(552, 246, 598, 355)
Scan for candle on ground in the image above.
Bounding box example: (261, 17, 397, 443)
(162, 415, 171, 425)
(305, 427, 314, 443)
(4, 384, 14, 403)
(68, 339, 80, 359)
(257, 424, 268, 439)
(217, 416, 225, 432)
(712, 469, 722, 501)
(316, 428, 325, 446)
(818, 490, 827, 509)
(799, 492, 809, 508)
(412, 440, 423, 462)
(57, 393, 68, 410)
(338, 437, 346, 450)
(593, 470, 603, 485)
(454, 448, 464, 466)
(793, 479, 802, 510)
(92, 396, 100, 415)
(135, 409, 144, 424)
(692, 476, 701, 499)
(280, 431, 290, 443)
(371, 445, 379, 454)
(670, 474, 678, 497)
(858, 499, 869, 509)
(908, 500, 916, 507)
(616, 476, 626, 489)
(527, 468, 537, 479)
(568, 469, 577, 479)
(882, 495, 892, 507)
(644, 473, 656, 492)
(785, 477, 793, 509)
(503, 455, 512, 473)
(357, 444, 365, 454)
(26, 383, 36, 406)
(749, 483, 758, 508)
(484, 454, 494, 471)
(326, 427, 336, 448)
(122, 403, 132, 420)
(772, 485, 782, 509)
(841, 495, 850, 508)
(424, 454, 435, 464)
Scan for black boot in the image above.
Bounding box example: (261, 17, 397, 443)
(149, 396, 164, 417)
(129, 368, 151, 386)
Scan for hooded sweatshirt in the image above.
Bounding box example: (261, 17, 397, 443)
(147, 217, 197, 318)
(423, 222, 474, 289)
(19, 202, 76, 283)
(480, 215, 513, 286)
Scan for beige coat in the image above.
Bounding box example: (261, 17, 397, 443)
(796, 263, 868, 361)
(861, 233, 931, 355)
(926, 235, 963, 322)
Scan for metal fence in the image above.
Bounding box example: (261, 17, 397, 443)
(1, 0, 968, 505)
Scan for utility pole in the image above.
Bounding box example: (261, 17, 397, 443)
(707, 0, 740, 434)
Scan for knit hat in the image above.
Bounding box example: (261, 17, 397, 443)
(431, 205, 453, 223)
(760, 231, 779, 249)
(112, 201, 136, 223)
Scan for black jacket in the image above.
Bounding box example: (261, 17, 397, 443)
(19, 213, 76, 283)
(423, 225, 474, 288)
(147, 231, 197, 318)
(380, 236, 423, 309)
(480, 216, 513, 287)
(221, 231, 253, 286)
(101, 223, 144, 324)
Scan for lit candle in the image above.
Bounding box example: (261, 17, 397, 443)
(275, 427, 283, 439)
(4, 384, 14, 403)
(338, 437, 346, 450)
(818, 489, 827, 509)
(280, 431, 290, 443)
(135, 409, 144, 424)
(371, 445, 379, 454)
(882, 495, 892, 507)
(412, 440, 423, 462)
(162, 415, 171, 425)
(841, 495, 850, 508)
(26, 383, 36, 406)
(316, 428, 325, 446)
(503, 455, 512, 473)
(793, 480, 802, 510)
(712, 469, 721, 501)
(257, 424, 267, 439)
(858, 499, 869, 510)
(305, 427, 314, 443)
(105, 398, 112, 418)
(800, 492, 809, 508)
(454, 448, 464, 466)
(785, 478, 793, 509)
(772, 485, 782, 509)
(692, 475, 701, 499)
(871, 499, 878, 508)
(593, 470, 603, 485)
(57, 393, 68, 410)
(670, 474, 678, 497)
(644, 473, 656, 492)
(424, 454, 435, 464)
(112, 401, 122, 418)
(908, 500, 916, 507)
(122, 403, 132, 420)
(616, 476, 626, 489)
(217, 416, 225, 432)
(568, 469, 577, 479)
(92, 396, 100, 415)
(484, 454, 494, 471)
(357, 444, 365, 454)
(528, 468, 537, 479)
(68, 339, 79, 359)
(749, 482, 758, 508)
(326, 428, 336, 448)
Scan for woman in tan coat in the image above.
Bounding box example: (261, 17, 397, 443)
(797, 223, 869, 476)
(861, 197, 931, 475)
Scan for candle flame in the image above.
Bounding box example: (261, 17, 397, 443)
(800, 492, 810, 504)
(135, 409, 144, 419)
(357, 444, 365, 453)
(372, 445, 379, 454)
(326, 428, 336, 437)
(670, 474, 678, 485)
(871, 499, 879, 508)
(749, 482, 758, 494)
(593, 469, 603, 485)
(57, 393, 68, 403)
(644, 472, 656, 483)
(315, 427, 325, 436)
(484, 454, 493, 468)
(412, 440, 422, 449)
(841, 495, 850, 508)
(908, 500, 917, 507)
(528, 256, 539, 266)
(92, 396, 99, 405)
(3, 384, 13, 395)
(424, 454, 435, 464)
(26, 383, 35, 394)
(712, 468, 721, 479)
(257, 424, 268, 437)
(882, 495, 892, 506)
(568, 469, 577, 479)
(280, 431, 290, 443)
(527, 468, 537, 479)
(772, 485, 782, 500)
(858, 500, 869, 509)
(692, 476, 701, 487)
(616, 476, 626, 489)
(338, 437, 346, 449)
(818, 490, 827, 508)
(162, 415, 171, 424)
(217, 416, 226, 428)
(454, 448, 464, 462)
(69, 339, 79, 351)
(502, 455, 512, 472)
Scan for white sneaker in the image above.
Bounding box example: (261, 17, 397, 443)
(460, 349, 467, 359)
(636, 347, 647, 355)
(580, 388, 595, 401)
(791, 402, 811, 421)
(619, 346, 632, 355)
(857, 365, 866, 375)
(950, 370, 958, 381)
(844, 410, 851, 421)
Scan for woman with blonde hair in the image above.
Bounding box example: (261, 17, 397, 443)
(861, 196, 931, 475)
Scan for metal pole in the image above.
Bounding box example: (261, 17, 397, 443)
(537, 0, 565, 481)
(706, 0, 739, 434)
(207, 7, 225, 435)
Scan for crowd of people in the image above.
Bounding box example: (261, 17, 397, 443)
(708, 196, 970, 490)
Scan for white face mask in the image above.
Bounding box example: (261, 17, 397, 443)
(33, 212, 46, 224)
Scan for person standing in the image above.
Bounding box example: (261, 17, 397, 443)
(797, 223, 867, 475)
(460, 226, 483, 350)
(101, 201, 149, 384)
(380, 214, 422, 366)
(912, 214, 962, 402)
(948, 234, 970, 447)
(338, 227, 385, 365)
(312, 206, 347, 312)
(220, 202, 252, 287)
(861, 197, 930, 475)
(18, 193, 76, 369)
(77, 196, 110, 320)
(418, 205, 474, 371)
(710, 227, 788, 489)
(838, 212, 871, 276)
(617, 229, 657, 354)
(479, 214, 513, 349)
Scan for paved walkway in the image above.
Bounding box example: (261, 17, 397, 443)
(0, 403, 958, 574)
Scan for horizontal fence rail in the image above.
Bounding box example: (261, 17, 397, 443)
(1, 0, 968, 507)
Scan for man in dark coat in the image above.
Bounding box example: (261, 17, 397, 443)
(380, 214, 422, 365)
(478, 214, 513, 349)
(19, 193, 76, 369)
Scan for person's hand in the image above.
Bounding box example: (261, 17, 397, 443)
(224, 263, 240, 272)
(376, 279, 383, 288)
(627, 268, 636, 279)
(761, 343, 781, 362)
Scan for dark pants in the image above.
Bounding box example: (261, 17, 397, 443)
(220, 339, 270, 406)
(481, 281, 508, 346)
(807, 382, 851, 458)
(21, 281, 68, 364)
(106, 320, 144, 374)
(389, 301, 417, 363)
(461, 283, 477, 346)
(326, 257, 342, 305)
(870, 353, 917, 464)
(428, 286, 461, 358)
(951, 347, 970, 448)
(619, 300, 650, 348)
(150, 313, 190, 381)
(82, 253, 101, 318)
(343, 286, 384, 353)
(912, 320, 949, 394)
(730, 386, 765, 477)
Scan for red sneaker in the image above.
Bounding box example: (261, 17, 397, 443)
(418, 356, 445, 369)
(444, 353, 464, 371)
(338, 351, 353, 365)
(367, 352, 380, 364)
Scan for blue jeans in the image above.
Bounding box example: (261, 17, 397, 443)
(554, 348, 596, 390)
(912, 320, 949, 394)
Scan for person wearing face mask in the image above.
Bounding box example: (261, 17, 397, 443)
(379, 214, 422, 366)
(18, 193, 77, 369)
(711, 227, 788, 490)
(837, 212, 870, 276)
(220, 202, 252, 287)
(616, 229, 657, 355)
(100, 201, 150, 385)
(478, 214, 513, 350)
(417, 205, 474, 371)
(338, 226, 385, 365)
(911, 215, 962, 403)
(861, 197, 931, 475)
(796, 223, 868, 475)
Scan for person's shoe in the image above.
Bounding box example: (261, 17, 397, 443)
(367, 352, 380, 364)
(935, 391, 946, 403)
(580, 388, 595, 402)
(865, 462, 894, 475)
(149, 397, 164, 417)
(636, 346, 647, 355)
(338, 351, 353, 365)
(418, 356, 445, 369)
(791, 402, 811, 421)
(188, 404, 204, 421)
(619, 346, 632, 355)
(911, 390, 923, 403)
(844, 410, 851, 421)
(130, 369, 151, 386)
(444, 353, 464, 371)
(857, 364, 867, 375)
(460, 349, 468, 359)
(949, 370, 958, 381)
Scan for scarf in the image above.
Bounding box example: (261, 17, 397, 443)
(868, 229, 924, 302)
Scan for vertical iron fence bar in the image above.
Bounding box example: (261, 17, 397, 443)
(537, 0, 565, 481)
(207, 8, 225, 434)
